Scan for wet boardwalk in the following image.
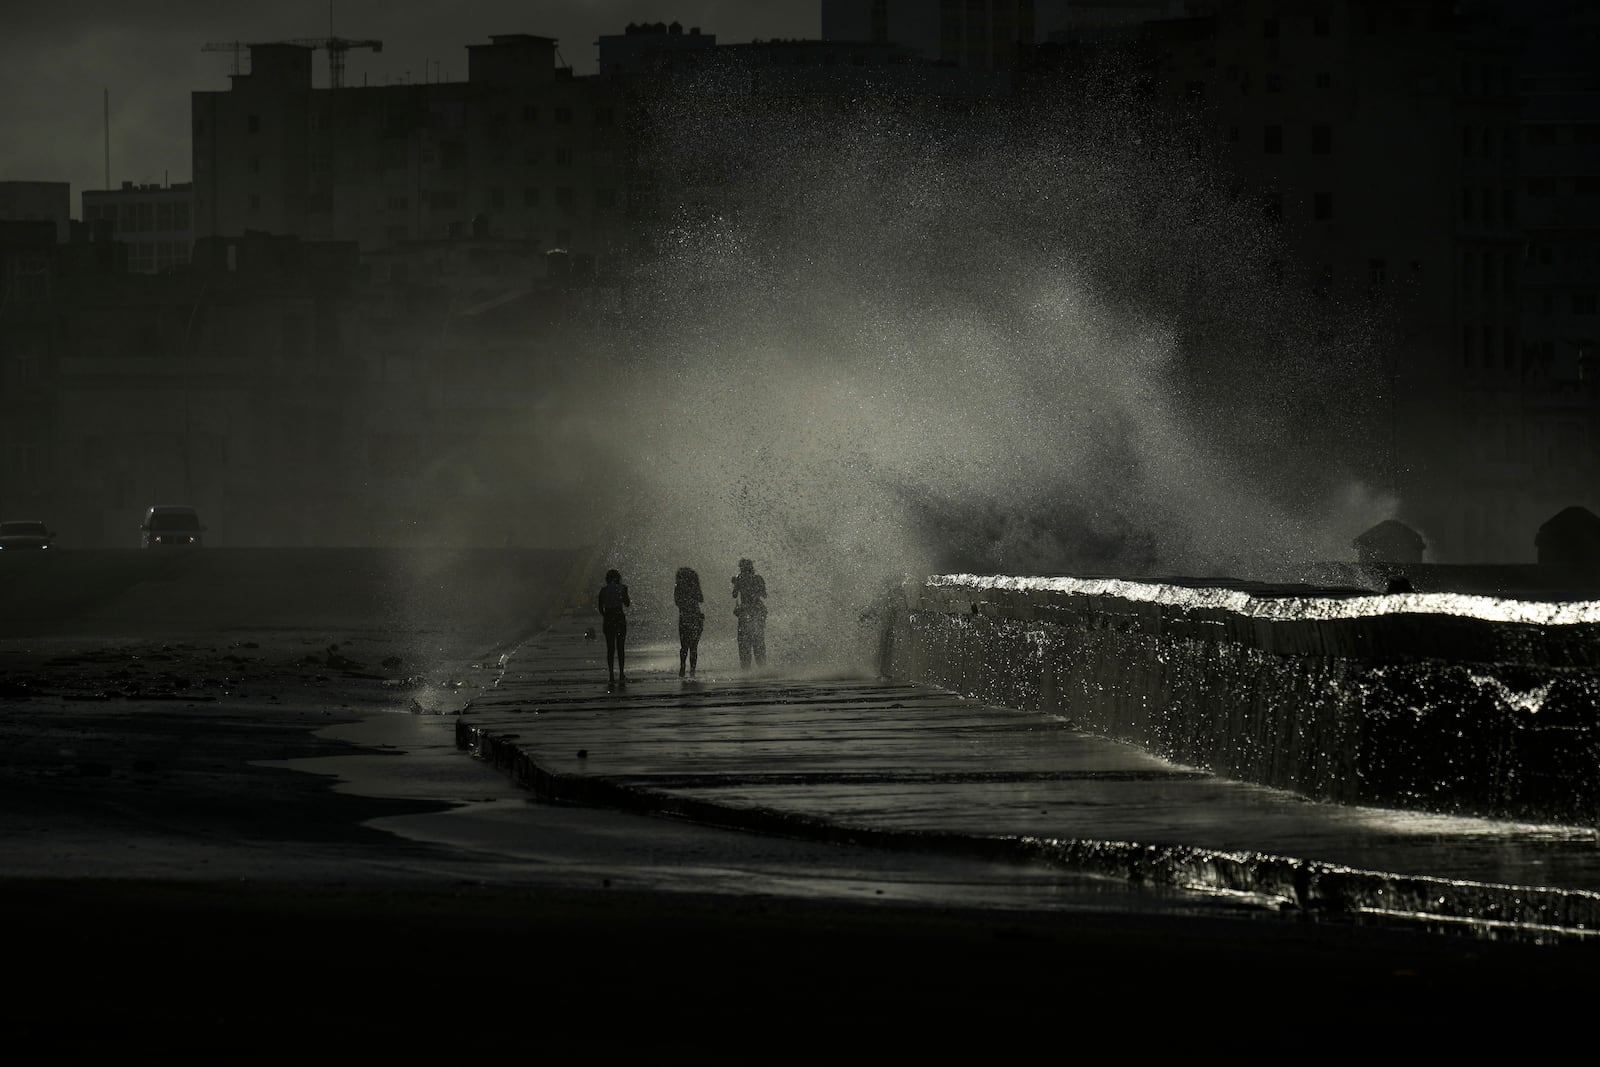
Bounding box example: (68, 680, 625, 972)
(459, 618, 1600, 936)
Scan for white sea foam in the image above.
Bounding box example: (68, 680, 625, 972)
(929, 573, 1600, 627)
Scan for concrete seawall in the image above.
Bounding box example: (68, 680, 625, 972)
(884, 576, 1600, 827)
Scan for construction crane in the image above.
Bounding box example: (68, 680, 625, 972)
(201, 37, 382, 89)
(284, 37, 383, 89)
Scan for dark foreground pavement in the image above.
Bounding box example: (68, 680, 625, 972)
(6, 877, 1597, 1056)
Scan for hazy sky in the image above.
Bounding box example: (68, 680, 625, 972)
(0, 1, 818, 204)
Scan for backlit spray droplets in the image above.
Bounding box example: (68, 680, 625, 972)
(578, 77, 1393, 666)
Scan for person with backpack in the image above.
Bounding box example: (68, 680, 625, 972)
(597, 568, 632, 691)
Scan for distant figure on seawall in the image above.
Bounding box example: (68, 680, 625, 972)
(674, 566, 705, 678)
(597, 568, 631, 691)
(732, 557, 768, 669)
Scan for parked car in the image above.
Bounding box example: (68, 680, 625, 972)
(141, 505, 205, 547)
(0, 520, 56, 550)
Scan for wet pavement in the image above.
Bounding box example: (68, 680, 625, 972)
(460, 615, 1600, 939)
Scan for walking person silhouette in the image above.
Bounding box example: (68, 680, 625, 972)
(674, 567, 705, 678)
(597, 568, 631, 691)
(731, 558, 768, 669)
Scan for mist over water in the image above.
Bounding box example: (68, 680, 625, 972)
(568, 79, 1392, 664)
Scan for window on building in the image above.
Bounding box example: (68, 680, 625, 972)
(522, 104, 539, 124)
(388, 193, 408, 210)
(594, 107, 615, 128)
(430, 190, 457, 210)
(1315, 71, 1331, 89)
(1264, 17, 1279, 39)
(248, 114, 260, 134)
(1462, 188, 1474, 223)
(1314, 13, 1331, 37)
(1576, 291, 1599, 315)
(523, 187, 540, 207)
(1313, 191, 1333, 220)
(249, 193, 261, 212)
(1483, 326, 1496, 367)
(1263, 125, 1283, 153)
(1312, 124, 1331, 154)
(1266, 72, 1282, 93)
(555, 187, 574, 209)
(442, 141, 466, 169)
(1462, 325, 1474, 368)
(595, 188, 617, 209)
(554, 107, 572, 125)
(1482, 188, 1496, 224)
(490, 188, 505, 210)
(1505, 327, 1516, 370)
(555, 147, 573, 167)
(1369, 258, 1387, 287)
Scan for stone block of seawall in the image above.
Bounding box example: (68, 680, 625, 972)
(891, 576, 1600, 826)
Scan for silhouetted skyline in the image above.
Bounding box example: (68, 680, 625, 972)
(0, 0, 820, 198)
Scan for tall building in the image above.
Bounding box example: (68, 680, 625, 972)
(81, 181, 194, 273)
(1514, 0, 1600, 536)
(821, 0, 1038, 68)
(192, 37, 628, 270)
(1051, 0, 1533, 561)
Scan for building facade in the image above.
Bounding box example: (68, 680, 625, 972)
(1104, 0, 1536, 560)
(81, 181, 195, 274)
(1515, 0, 1600, 543)
(192, 37, 628, 272)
